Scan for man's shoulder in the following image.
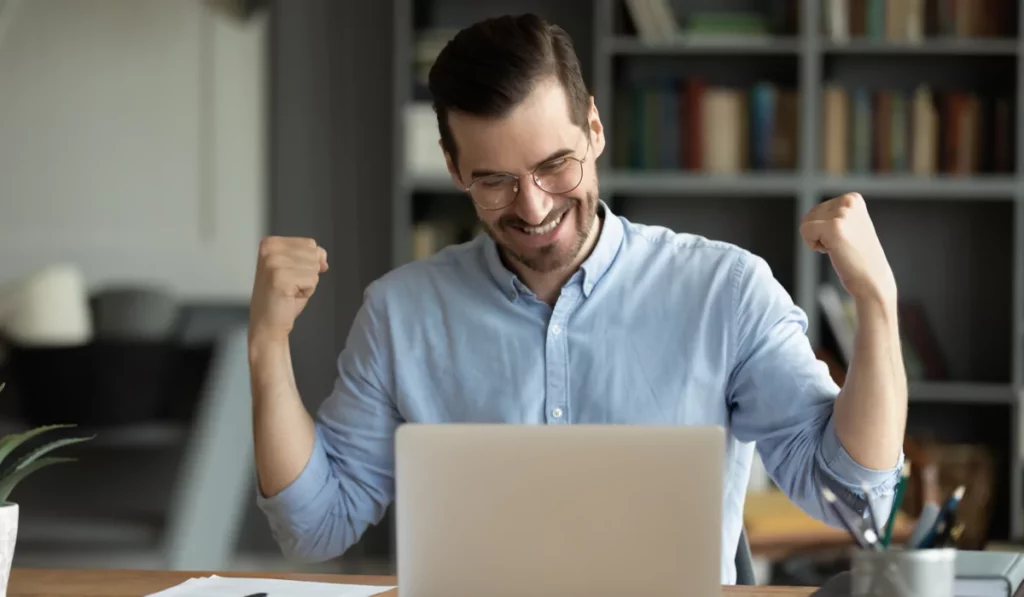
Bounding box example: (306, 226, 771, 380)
(612, 216, 788, 324)
(362, 236, 489, 308)
(618, 217, 802, 327)
(617, 216, 761, 281)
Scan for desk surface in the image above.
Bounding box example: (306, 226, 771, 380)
(745, 490, 914, 560)
(8, 568, 816, 596)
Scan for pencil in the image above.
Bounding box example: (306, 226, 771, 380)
(882, 460, 911, 548)
(920, 485, 966, 548)
(906, 501, 941, 549)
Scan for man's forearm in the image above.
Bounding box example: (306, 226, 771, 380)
(249, 335, 317, 497)
(832, 295, 908, 471)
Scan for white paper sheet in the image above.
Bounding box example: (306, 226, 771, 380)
(144, 574, 396, 597)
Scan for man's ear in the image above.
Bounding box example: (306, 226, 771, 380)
(587, 96, 606, 160)
(440, 139, 463, 190)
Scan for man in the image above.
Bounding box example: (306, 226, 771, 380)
(249, 13, 907, 583)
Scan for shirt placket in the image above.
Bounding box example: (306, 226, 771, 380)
(544, 284, 581, 424)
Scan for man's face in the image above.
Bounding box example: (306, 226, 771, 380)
(443, 77, 606, 274)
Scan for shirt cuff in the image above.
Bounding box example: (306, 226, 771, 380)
(255, 424, 333, 521)
(818, 414, 904, 499)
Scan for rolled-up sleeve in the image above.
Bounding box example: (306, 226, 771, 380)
(256, 283, 401, 562)
(726, 252, 903, 526)
(256, 425, 338, 559)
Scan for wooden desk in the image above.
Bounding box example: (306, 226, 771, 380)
(8, 568, 817, 596)
(745, 490, 915, 560)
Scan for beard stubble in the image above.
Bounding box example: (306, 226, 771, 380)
(483, 190, 599, 274)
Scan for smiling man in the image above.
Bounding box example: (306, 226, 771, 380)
(248, 14, 908, 584)
(436, 64, 602, 305)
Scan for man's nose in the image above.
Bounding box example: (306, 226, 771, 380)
(514, 177, 553, 226)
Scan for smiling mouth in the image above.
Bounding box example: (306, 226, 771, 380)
(521, 212, 563, 235)
(514, 205, 571, 235)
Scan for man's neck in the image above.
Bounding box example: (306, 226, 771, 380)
(514, 210, 603, 306)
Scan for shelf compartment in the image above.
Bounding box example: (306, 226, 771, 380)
(818, 56, 1017, 179)
(820, 0, 1020, 43)
(613, 0, 800, 40)
(816, 198, 1014, 384)
(616, 194, 797, 295)
(611, 52, 800, 175)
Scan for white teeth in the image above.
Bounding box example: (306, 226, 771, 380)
(522, 213, 563, 235)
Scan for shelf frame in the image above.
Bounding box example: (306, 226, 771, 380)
(608, 35, 802, 55)
(823, 37, 1020, 56)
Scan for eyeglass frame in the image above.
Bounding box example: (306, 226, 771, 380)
(460, 137, 592, 211)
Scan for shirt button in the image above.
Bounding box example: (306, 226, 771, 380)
(551, 324, 561, 335)
(551, 407, 563, 419)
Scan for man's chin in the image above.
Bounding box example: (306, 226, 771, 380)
(504, 242, 577, 274)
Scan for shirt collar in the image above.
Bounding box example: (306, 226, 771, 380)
(482, 200, 624, 302)
(579, 200, 623, 296)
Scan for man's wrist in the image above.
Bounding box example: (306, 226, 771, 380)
(852, 287, 898, 321)
(248, 328, 291, 364)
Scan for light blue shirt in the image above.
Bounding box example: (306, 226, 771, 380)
(256, 201, 903, 583)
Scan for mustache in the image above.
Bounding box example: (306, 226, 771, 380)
(499, 200, 577, 228)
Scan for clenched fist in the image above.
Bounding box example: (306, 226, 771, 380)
(249, 236, 328, 343)
(800, 192, 896, 304)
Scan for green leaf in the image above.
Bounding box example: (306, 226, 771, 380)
(0, 424, 77, 470)
(0, 456, 75, 503)
(6, 435, 95, 476)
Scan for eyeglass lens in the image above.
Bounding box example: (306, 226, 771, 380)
(470, 157, 583, 209)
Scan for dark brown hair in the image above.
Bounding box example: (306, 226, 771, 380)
(427, 13, 591, 171)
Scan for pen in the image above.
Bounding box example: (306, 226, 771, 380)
(882, 460, 910, 548)
(905, 500, 941, 548)
(943, 522, 966, 547)
(918, 485, 965, 549)
(932, 509, 965, 548)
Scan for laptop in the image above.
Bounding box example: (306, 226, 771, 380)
(394, 423, 725, 597)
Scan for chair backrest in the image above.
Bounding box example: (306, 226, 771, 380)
(735, 526, 756, 585)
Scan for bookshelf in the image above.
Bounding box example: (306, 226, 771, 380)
(393, 0, 1024, 546)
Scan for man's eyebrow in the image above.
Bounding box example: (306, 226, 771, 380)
(469, 148, 575, 179)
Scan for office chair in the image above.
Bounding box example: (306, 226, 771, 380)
(735, 527, 756, 585)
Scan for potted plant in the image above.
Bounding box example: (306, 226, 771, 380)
(0, 382, 94, 596)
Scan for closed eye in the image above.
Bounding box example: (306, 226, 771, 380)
(476, 175, 514, 189)
(536, 158, 569, 175)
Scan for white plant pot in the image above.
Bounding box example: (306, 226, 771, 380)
(0, 503, 17, 597)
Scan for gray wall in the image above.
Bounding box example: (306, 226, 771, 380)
(268, 0, 396, 406)
(238, 0, 398, 560)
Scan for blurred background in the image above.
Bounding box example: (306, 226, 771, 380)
(0, 0, 1018, 586)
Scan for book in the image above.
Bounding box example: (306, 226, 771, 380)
(956, 550, 1024, 597)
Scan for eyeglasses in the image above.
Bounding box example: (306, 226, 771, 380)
(463, 140, 590, 211)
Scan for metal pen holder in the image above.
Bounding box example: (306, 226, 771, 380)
(850, 547, 956, 597)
